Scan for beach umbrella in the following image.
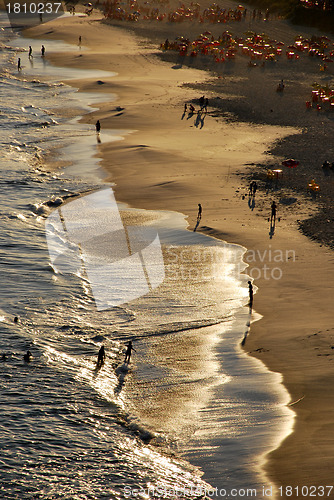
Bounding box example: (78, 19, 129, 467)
(282, 159, 299, 168)
(282, 159, 299, 177)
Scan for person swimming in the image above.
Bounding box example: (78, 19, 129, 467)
(23, 350, 32, 362)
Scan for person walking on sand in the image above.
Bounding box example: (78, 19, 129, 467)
(197, 203, 202, 221)
(270, 201, 277, 224)
(248, 280, 253, 308)
(252, 181, 257, 197)
(95, 120, 101, 133)
(97, 345, 106, 367)
(41, 45, 45, 57)
(249, 180, 257, 197)
(124, 340, 136, 364)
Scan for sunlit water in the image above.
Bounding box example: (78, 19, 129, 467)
(0, 13, 293, 500)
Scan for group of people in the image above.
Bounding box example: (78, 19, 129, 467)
(101, 0, 273, 25)
(161, 28, 334, 70)
(198, 95, 209, 111)
(322, 160, 334, 171)
(102, 0, 250, 23)
(249, 181, 257, 197)
(184, 96, 208, 115)
(96, 341, 135, 368)
(18, 45, 45, 71)
(1, 350, 33, 362)
(3, 341, 135, 367)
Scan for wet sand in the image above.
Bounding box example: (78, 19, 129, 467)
(23, 4, 334, 496)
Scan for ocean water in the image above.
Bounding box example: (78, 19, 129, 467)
(0, 14, 293, 500)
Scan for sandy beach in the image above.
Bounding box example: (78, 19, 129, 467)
(21, 3, 334, 496)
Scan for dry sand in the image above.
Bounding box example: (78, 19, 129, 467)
(23, 4, 334, 496)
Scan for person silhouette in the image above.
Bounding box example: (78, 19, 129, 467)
(197, 203, 202, 220)
(252, 181, 257, 196)
(23, 350, 32, 362)
(95, 120, 101, 133)
(270, 201, 277, 224)
(124, 341, 136, 364)
(248, 281, 253, 308)
(97, 345, 105, 367)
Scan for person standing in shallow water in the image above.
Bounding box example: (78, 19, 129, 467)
(41, 45, 45, 57)
(124, 341, 136, 364)
(23, 350, 32, 362)
(248, 281, 253, 309)
(97, 345, 105, 367)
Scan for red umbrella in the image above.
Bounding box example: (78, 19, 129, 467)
(282, 159, 299, 168)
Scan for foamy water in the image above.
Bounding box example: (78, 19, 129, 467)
(0, 13, 294, 500)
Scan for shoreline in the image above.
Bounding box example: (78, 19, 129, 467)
(21, 7, 334, 496)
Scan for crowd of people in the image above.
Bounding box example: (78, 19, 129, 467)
(160, 29, 334, 69)
(100, 0, 334, 74)
(306, 82, 334, 111)
(101, 0, 268, 24)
